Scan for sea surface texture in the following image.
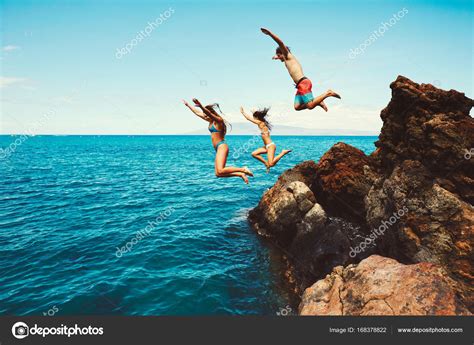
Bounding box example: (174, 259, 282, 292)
(0, 135, 376, 315)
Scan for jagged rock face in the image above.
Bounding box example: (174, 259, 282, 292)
(374, 75, 474, 203)
(346, 77, 473, 310)
(299, 255, 471, 316)
(365, 78, 473, 310)
(248, 75, 473, 314)
(314, 142, 377, 222)
(365, 160, 474, 309)
(289, 217, 374, 291)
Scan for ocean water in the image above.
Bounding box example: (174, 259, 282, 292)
(0, 135, 376, 316)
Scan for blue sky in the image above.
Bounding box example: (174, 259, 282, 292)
(0, 0, 472, 134)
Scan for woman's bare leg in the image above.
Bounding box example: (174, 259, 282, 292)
(266, 145, 276, 166)
(306, 90, 341, 110)
(269, 149, 292, 167)
(264, 145, 279, 172)
(251, 147, 269, 168)
(216, 171, 249, 184)
(215, 145, 253, 179)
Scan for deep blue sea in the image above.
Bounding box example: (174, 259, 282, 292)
(0, 135, 376, 316)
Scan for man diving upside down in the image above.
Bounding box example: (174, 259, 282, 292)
(261, 28, 341, 111)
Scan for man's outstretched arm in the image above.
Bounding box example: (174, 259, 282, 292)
(260, 28, 290, 57)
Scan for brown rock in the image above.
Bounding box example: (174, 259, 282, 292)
(375, 75, 474, 202)
(248, 161, 320, 244)
(248, 75, 474, 313)
(248, 161, 372, 292)
(314, 142, 376, 222)
(365, 159, 474, 309)
(299, 255, 471, 315)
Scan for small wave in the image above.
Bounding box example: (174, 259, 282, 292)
(229, 207, 253, 224)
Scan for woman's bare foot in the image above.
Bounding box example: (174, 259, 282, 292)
(243, 166, 254, 177)
(319, 101, 328, 112)
(327, 89, 341, 99)
(240, 173, 249, 184)
(281, 149, 292, 156)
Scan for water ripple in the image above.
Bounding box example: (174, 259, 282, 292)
(0, 135, 376, 315)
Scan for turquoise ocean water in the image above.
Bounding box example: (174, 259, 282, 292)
(0, 135, 376, 315)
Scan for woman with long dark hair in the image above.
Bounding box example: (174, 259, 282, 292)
(240, 106, 291, 172)
(183, 98, 253, 183)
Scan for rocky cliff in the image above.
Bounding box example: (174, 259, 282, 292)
(248, 76, 473, 315)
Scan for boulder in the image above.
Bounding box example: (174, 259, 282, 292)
(314, 142, 377, 222)
(299, 255, 471, 315)
(248, 161, 320, 244)
(248, 161, 371, 292)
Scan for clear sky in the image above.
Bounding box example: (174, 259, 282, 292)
(0, 0, 472, 135)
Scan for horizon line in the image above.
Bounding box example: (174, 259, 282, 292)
(0, 133, 380, 137)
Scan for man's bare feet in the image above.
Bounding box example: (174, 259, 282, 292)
(327, 89, 341, 99)
(319, 101, 328, 112)
(241, 173, 249, 184)
(243, 166, 254, 177)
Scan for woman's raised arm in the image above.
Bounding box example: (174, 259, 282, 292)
(193, 98, 222, 123)
(183, 99, 208, 121)
(240, 106, 259, 124)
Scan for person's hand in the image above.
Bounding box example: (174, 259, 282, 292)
(260, 28, 271, 35)
(182, 99, 190, 107)
(240, 106, 245, 115)
(192, 98, 202, 107)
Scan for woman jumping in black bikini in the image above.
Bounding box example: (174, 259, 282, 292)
(183, 98, 253, 184)
(240, 106, 291, 172)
